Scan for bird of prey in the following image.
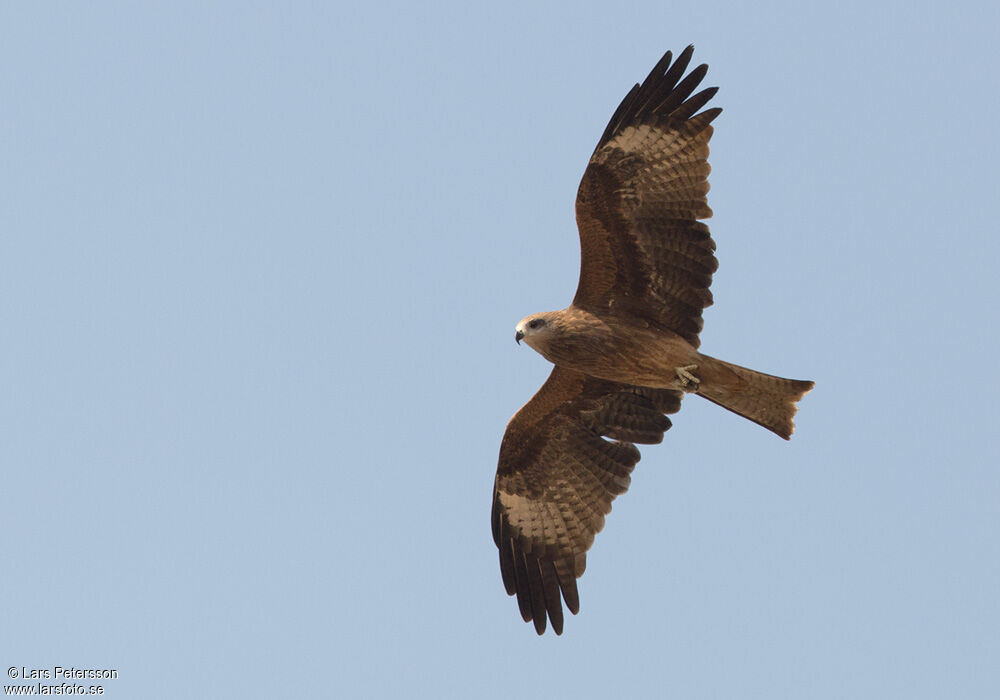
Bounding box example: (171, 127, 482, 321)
(492, 46, 814, 635)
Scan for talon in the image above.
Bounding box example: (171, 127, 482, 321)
(675, 364, 700, 391)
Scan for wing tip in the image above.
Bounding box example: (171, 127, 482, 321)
(593, 45, 720, 153)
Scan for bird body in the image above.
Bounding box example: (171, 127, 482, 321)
(516, 308, 811, 438)
(493, 46, 814, 635)
(516, 308, 699, 389)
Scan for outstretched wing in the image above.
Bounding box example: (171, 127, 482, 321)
(492, 366, 682, 634)
(574, 46, 722, 347)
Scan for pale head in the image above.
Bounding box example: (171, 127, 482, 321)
(514, 312, 558, 353)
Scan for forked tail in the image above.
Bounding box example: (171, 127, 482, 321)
(694, 354, 814, 439)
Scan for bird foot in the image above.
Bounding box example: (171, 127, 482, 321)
(675, 364, 700, 391)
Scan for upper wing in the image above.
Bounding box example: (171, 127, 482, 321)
(492, 366, 682, 634)
(574, 46, 722, 347)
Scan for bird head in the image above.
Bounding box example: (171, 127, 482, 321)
(514, 313, 552, 351)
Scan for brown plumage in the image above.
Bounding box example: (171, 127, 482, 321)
(493, 46, 813, 635)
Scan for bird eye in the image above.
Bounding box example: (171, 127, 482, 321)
(528, 319, 542, 329)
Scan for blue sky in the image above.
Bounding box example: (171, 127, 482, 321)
(2, 2, 998, 698)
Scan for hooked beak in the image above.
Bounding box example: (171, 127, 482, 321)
(515, 330, 524, 345)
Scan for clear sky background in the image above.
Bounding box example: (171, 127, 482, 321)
(2, 2, 998, 698)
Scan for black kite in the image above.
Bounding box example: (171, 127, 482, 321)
(492, 46, 814, 635)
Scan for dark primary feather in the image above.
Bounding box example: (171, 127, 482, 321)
(574, 46, 722, 347)
(492, 366, 681, 634)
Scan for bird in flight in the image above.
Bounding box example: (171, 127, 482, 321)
(492, 46, 814, 635)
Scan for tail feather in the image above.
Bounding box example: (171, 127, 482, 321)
(694, 354, 813, 439)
